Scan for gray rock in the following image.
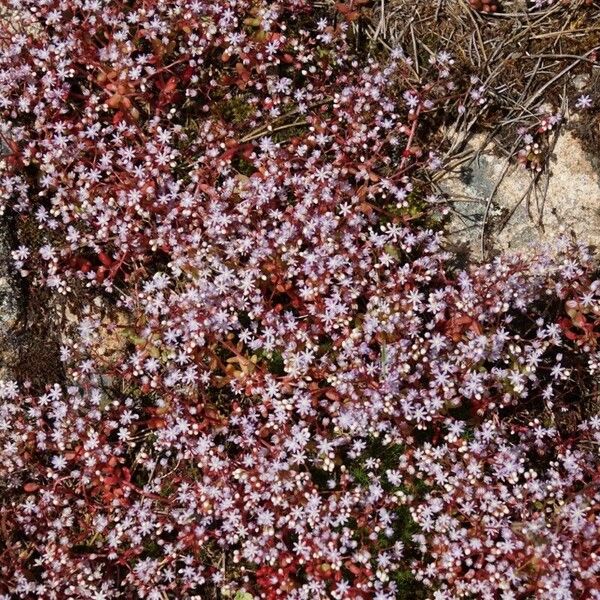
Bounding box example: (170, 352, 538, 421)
(0, 216, 22, 380)
(438, 130, 600, 259)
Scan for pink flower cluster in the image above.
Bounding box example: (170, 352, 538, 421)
(0, 1, 599, 599)
(516, 111, 563, 172)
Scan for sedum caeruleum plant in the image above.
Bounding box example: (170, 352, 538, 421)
(0, 1, 599, 599)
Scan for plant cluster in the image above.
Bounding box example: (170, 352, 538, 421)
(469, 0, 501, 14)
(0, 1, 599, 599)
(515, 111, 563, 172)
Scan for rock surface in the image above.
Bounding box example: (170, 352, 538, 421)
(439, 130, 600, 260)
(0, 216, 22, 380)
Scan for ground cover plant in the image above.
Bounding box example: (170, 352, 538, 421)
(0, 1, 599, 599)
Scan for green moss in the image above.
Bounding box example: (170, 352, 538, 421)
(379, 442, 405, 472)
(271, 124, 309, 144)
(393, 568, 428, 599)
(349, 464, 371, 486)
(232, 156, 256, 176)
(393, 505, 418, 544)
(142, 540, 163, 559)
(268, 350, 285, 375)
(221, 96, 254, 125)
